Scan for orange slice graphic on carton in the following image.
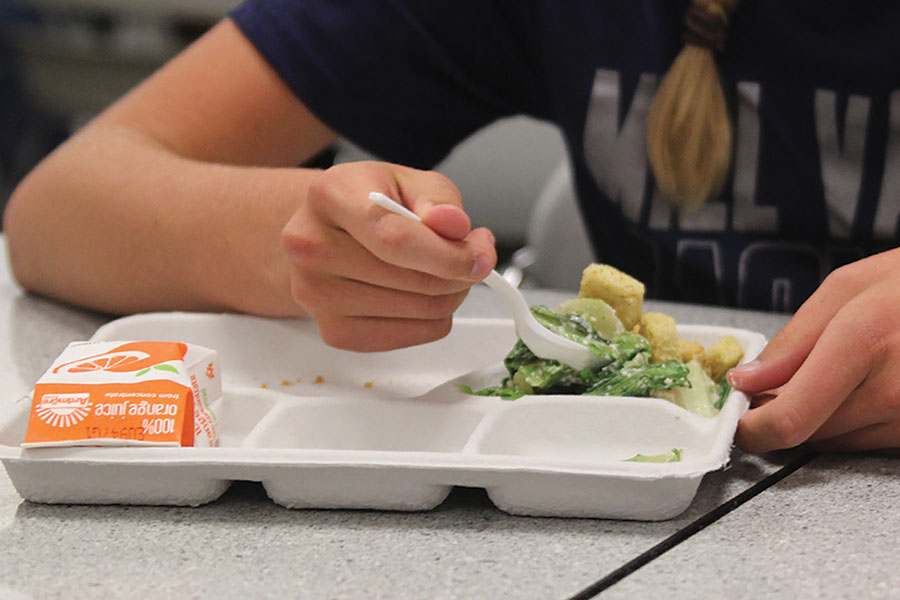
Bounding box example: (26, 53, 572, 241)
(52, 341, 188, 375)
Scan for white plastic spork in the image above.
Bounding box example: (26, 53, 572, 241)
(368, 191, 603, 370)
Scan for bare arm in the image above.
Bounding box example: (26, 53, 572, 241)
(4, 20, 337, 316)
(4, 19, 496, 351)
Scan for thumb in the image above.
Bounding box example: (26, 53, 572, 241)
(727, 354, 794, 394)
(396, 168, 471, 241)
(727, 325, 812, 393)
(422, 203, 471, 241)
(728, 282, 852, 393)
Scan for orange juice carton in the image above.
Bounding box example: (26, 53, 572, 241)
(23, 341, 220, 448)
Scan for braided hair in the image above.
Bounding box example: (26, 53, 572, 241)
(647, 0, 741, 212)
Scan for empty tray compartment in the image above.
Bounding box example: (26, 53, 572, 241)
(244, 396, 488, 453)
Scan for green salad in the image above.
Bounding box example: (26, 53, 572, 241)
(460, 302, 732, 417)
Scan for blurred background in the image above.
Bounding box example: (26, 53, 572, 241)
(0, 0, 570, 267)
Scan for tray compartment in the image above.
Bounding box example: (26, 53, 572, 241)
(464, 395, 740, 519)
(244, 397, 489, 453)
(484, 470, 702, 520)
(4, 460, 230, 506)
(261, 465, 452, 511)
(0, 396, 30, 448)
(213, 389, 280, 448)
(92, 314, 518, 398)
(467, 396, 720, 463)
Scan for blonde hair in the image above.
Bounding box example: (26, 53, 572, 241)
(647, 0, 741, 212)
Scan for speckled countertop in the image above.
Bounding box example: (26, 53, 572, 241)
(0, 238, 897, 600)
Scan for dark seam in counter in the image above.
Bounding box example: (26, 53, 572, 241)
(566, 451, 820, 600)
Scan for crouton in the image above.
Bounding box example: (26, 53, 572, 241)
(676, 338, 706, 364)
(579, 264, 645, 330)
(639, 312, 708, 364)
(638, 312, 679, 362)
(702, 335, 744, 381)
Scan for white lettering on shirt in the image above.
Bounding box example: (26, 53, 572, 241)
(815, 89, 869, 239)
(583, 70, 656, 223)
(733, 81, 777, 233)
(873, 90, 900, 238)
(581, 68, 899, 310)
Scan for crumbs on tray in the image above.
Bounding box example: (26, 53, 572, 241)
(259, 375, 378, 390)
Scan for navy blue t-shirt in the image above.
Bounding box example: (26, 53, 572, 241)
(230, 0, 900, 313)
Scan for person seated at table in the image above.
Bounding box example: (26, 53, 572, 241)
(4, 0, 900, 456)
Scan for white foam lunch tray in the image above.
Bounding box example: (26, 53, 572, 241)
(0, 313, 766, 520)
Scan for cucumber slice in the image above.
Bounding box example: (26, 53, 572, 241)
(653, 359, 719, 417)
(558, 298, 626, 340)
(625, 448, 683, 462)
